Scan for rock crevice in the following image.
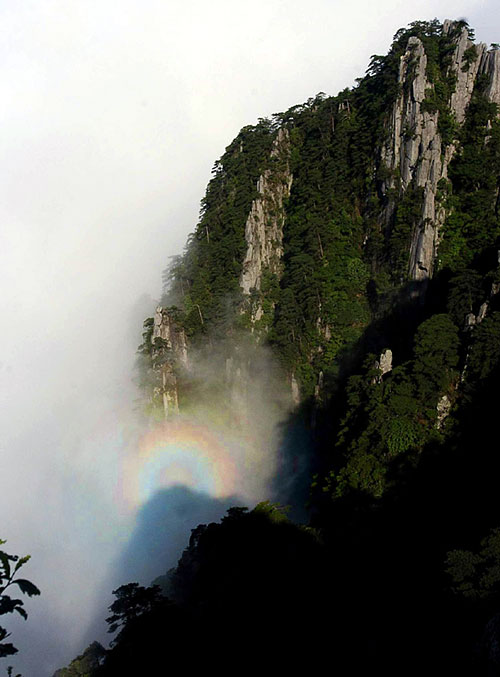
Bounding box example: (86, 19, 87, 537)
(240, 127, 293, 322)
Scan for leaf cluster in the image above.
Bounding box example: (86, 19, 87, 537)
(0, 540, 40, 659)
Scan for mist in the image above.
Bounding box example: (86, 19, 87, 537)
(1, 1, 499, 674)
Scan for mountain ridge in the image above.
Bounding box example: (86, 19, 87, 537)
(54, 18, 500, 676)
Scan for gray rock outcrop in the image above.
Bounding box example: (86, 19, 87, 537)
(373, 349, 393, 384)
(240, 127, 293, 322)
(378, 349, 393, 377)
(152, 306, 188, 366)
(381, 23, 499, 282)
(151, 306, 188, 418)
(480, 48, 500, 107)
(444, 20, 487, 124)
(436, 394, 452, 428)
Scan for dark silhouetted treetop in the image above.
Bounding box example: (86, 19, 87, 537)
(0, 540, 40, 659)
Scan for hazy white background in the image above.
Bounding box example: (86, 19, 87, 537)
(1, 1, 499, 674)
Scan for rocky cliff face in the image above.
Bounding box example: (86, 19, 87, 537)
(150, 306, 188, 419)
(240, 127, 293, 325)
(381, 23, 500, 282)
(446, 22, 487, 124)
(141, 19, 500, 421)
(482, 47, 500, 107)
(141, 126, 295, 421)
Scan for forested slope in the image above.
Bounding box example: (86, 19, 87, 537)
(55, 19, 500, 676)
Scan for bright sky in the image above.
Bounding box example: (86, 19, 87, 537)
(1, 1, 499, 674)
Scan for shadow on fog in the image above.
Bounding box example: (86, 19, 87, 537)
(271, 415, 314, 523)
(77, 417, 316, 659)
(81, 484, 241, 649)
(115, 485, 241, 585)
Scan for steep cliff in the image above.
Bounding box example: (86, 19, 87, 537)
(137, 307, 188, 420)
(138, 19, 500, 421)
(240, 127, 293, 328)
(138, 120, 297, 419)
(380, 22, 500, 281)
(56, 18, 500, 677)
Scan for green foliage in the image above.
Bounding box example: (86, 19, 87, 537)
(163, 120, 275, 338)
(52, 643, 106, 677)
(157, 19, 491, 401)
(439, 88, 500, 270)
(252, 501, 290, 523)
(269, 94, 372, 392)
(134, 317, 154, 390)
(337, 366, 419, 495)
(446, 269, 484, 325)
(143, 17, 496, 515)
(412, 314, 460, 403)
(417, 30, 459, 147)
(327, 450, 387, 499)
(323, 314, 459, 500)
(465, 312, 500, 383)
(446, 528, 500, 600)
(438, 108, 459, 146)
(461, 45, 478, 71)
(251, 271, 280, 334)
(386, 416, 421, 455)
(390, 186, 425, 279)
(0, 540, 40, 659)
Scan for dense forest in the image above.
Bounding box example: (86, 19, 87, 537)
(18, 17, 500, 675)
